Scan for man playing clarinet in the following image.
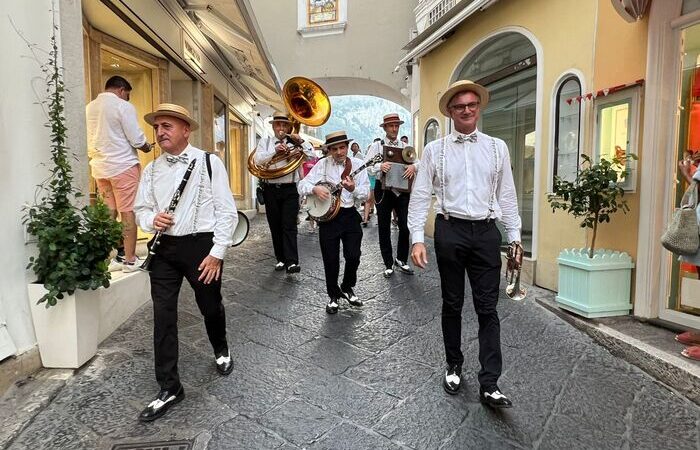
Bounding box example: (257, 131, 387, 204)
(134, 103, 238, 421)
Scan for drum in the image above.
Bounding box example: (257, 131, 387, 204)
(232, 211, 249, 247)
(307, 181, 341, 222)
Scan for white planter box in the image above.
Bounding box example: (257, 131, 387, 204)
(556, 248, 635, 318)
(27, 271, 150, 369)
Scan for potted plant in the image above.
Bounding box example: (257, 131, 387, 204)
(546, 154, 636, 318)
(23, 19, 122, 368)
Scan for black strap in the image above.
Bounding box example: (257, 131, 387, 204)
(206, 152, 212, 180)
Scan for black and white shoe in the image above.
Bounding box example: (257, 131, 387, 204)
(341, 287, 363, 307)
(274, 262, 285, 271)
(326, 298, 339, 314)
(138, 386, 185, 422)
(215, 350, 233, 375)
(479, 386, 513, 408)
(443, 364, 462, 395)
(286, 264, 301, 274)
(383, 267, 394, 278)
(394, 258, 414, 275)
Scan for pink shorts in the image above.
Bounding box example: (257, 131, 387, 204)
(95, 164, 141, 213)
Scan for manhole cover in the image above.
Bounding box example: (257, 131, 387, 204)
(111, 440, 193, 450)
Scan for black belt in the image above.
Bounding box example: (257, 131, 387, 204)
(265, 182, 296, 188)
(159, 232, 214, 242)
(437, 214, 490, 224)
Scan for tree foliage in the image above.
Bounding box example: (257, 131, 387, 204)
(22, 19, 122, 307)
(547, 154, 635, 258)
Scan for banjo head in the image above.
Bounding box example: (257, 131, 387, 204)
(308, 181, 339, 222)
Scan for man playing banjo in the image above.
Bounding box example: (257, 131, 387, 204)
(298, 131, 370, 314)
(364, 113, 419, 278)
(134, 103, 238, 421)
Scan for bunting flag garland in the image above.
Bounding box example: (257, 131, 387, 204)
(565, 79, 644, 105)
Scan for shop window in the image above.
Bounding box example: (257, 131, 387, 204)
(298, 0, 347, 37)
(229, 113, 248, 197)
(424, 119, 440, 145)
(593, 89, 639, 191)
(553, 77, 582, 184)
(213, 96, 228, 168)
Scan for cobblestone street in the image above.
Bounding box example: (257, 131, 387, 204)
(6, 216, 700, 450)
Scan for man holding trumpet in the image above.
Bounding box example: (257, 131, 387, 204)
(134, 103, 238, 422)
(407, 80, 521, 408)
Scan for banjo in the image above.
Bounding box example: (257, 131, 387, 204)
(307, 154, 382, 222)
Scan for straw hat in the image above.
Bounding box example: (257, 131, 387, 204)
(379, 113, 404, 128)
(144, 103, 199, 131)
(438, 80, 490, 117)
(322, 131, 353, 148)
(269, 110, 292, 124)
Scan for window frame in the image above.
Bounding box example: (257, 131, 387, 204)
(593, 88, 641, 192)
(552, 76, 582, 186)
(423, 118, 440, 146)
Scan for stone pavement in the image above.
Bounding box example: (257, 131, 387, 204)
(5, 215, 700, 450)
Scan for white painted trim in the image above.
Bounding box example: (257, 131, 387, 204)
(634, 0, 684, 319)
(547, 70, 587, 192)
(446, 26, 544, 261)
(659, 308, 700, 330)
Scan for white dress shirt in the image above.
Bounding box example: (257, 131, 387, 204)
(86, 92, 148, 179)
(253, 135, 316, 184)
(134, 145, 238, 259)
(298, 156, 370, 207)
(407, 130, 522, 244)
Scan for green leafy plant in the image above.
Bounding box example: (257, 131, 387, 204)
(22, 19, 122, 307)
(547, 154, 636, 258)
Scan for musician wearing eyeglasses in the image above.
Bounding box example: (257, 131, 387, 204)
(364, 113, 419, 278)
(254, 111, 316, 274)
(407, 81, 522, 409)
(134, 103, 238, 422)
(298, 131, 370, 314)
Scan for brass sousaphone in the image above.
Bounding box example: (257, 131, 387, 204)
(247, 77, 331, 179)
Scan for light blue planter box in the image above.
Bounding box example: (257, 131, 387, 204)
(556, 248, 634, 318)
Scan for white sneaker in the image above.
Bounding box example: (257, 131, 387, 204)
(108, 258, 124, 272)
(122, 257, 144, 273)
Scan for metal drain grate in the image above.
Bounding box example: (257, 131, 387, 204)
(111, 440, 193, 450)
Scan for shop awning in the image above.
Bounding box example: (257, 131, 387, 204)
(565, 79, 645, 104)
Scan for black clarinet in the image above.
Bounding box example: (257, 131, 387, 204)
(140, 159, 198, 271)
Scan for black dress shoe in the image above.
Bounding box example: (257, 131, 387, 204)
(274, 262, 285, 271)
(326, 298, 339, 314)
(383, 267, 394, 278)
(138, 386, 185, 422)
(443, 364, 462, 395)
(479, 386, 513, 408)
(394, 258, 415, 275)
(215, 350, 233, 375)
(341, 287, 363, 307)
(286, 263, 301, 274)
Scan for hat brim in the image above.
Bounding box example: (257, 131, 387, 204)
(144, 111, 199, 131)
(380, 120, 405, 127)
(323, 138, 353, 149)
(438, 82, 490, 117)
(269, 118, 293, 124)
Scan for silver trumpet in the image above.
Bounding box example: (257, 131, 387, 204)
(505, 242, 527, 301)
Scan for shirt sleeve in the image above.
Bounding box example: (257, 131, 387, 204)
(120, 102, 148, 149)
(253, 136, 275, 164)
(298, 159, 324, 195)
(352, 162, 370, 202)
(365, 142, 382, 176)
(408, 142, 436, 244)
(134, 163, 157, 233)
(209, 154, 238, 259)
(496, 140, 522, 243)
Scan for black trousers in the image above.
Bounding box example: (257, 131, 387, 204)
(375, 180, 410, 268)
(263, 183, 300, 266)
(434, 215, 503, 389)
(318, 207, 363, 298)
(149, 233, 227, 391)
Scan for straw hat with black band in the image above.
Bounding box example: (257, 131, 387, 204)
(438, 80, 490, 117)
(144, 103, 199, 131)
(269, 111, 293, 124)
(322, 131, 353, 149)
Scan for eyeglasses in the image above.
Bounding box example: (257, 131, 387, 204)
(449, 102, 480, 112)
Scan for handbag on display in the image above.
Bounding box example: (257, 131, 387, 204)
(661, 181, 700, 255)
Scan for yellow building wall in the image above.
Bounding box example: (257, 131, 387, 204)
(417, 0, 648, 291)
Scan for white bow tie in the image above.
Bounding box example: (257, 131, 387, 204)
(165, 154, 189, 165)
(455, 133, 477, 144)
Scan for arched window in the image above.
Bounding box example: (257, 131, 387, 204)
(553, 77, 582, 184)
(424, 119, 440, 145)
